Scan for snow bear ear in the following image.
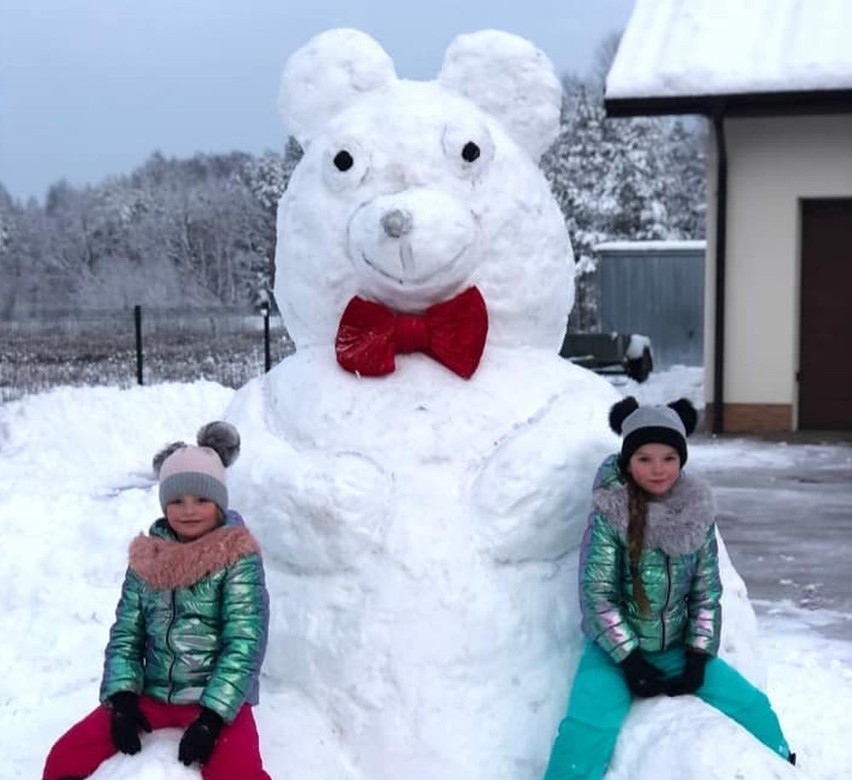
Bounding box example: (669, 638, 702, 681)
(278, 28, 398, 148)
(438, 30, 563, 160)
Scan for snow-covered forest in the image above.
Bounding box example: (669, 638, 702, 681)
(0, 43, 706, 323)
(0, 140, 302, 316)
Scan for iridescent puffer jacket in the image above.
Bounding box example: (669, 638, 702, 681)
(579, 454, 721, 663)
(99, 511, 269, 723)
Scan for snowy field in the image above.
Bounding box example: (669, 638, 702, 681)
(1, 365, 851, 779)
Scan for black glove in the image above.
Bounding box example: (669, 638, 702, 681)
(667, 650, 709, 696)
(620, 650, 667, 698)
(178, 707, 224, 766)
(109, 691, 151, 755)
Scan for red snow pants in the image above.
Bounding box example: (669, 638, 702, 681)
(42, 694, 271, 780)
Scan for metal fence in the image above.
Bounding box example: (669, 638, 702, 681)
(0, 305, 295, 404)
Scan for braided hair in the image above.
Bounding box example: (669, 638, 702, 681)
(626, 474, 651, 615)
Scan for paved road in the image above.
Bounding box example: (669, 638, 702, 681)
(694, 433, 852, 641)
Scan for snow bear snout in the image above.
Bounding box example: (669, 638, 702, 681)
(347, 190, 480, 310)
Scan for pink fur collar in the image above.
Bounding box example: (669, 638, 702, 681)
(128, 525, 261, 590)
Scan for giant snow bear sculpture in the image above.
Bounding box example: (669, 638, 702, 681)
(223, 28, 619, 780)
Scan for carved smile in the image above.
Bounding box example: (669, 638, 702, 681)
(360, 241, 472, 287)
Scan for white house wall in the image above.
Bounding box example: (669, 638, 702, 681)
(705, 113, 852, 429)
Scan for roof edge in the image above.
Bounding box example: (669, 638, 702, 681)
(604, 88, 852, 118)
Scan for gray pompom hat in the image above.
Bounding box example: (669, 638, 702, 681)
(609, 397, 698, 468)
(153, 421, 240, 515)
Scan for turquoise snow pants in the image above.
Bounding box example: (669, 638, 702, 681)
(543, 641, 790, 780)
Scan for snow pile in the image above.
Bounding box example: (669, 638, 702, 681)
(1, 375, 851, 778)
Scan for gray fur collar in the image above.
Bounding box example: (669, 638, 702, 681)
(593, 473, 715, 556)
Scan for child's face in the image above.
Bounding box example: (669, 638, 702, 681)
(165, 495, 221, 540)
(627, 443, 681, 497)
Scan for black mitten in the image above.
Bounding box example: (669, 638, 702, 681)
(109, 691, 151, 755)
(667, 650, 710, 696)
(620, 650, 667, 698)
(178, 707, 224, 766)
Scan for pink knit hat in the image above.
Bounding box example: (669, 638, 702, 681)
(153, 421, 240, 514)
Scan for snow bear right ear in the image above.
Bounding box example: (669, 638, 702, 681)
(438, 30, 563, 160)
(278, 28, 398, 148)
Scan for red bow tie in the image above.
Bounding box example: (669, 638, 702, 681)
(335, 286, 488, 379)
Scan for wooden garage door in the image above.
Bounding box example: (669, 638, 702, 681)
(799, 199, 852, 429)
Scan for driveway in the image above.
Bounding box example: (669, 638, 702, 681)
(691, 432, 852, 640)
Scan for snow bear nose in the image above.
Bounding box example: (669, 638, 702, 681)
(381, 209, 413, 239)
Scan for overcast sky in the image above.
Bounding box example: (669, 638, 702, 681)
(0, 0, 634, 203)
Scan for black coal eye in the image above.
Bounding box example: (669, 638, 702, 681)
(461, 142, 480, 163)
(333, 150, 354, 171)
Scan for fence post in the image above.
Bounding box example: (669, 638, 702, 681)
(134, 305, 143, 385)
(260, 302, 271, 373)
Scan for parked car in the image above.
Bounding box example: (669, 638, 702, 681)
(559, 331, 654, 382)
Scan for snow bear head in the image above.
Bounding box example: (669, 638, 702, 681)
(275, 28, 573, 361)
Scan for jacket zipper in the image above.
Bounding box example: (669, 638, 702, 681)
(165, 590, 178, 702)
(660, 556, 672, 648)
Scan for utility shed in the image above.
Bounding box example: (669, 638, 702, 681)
(596, 240, 705, 369)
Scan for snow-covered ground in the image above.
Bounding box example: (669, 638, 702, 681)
(2, 366, 850, 779)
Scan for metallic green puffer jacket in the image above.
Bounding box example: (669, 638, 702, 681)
(99, 511, 269, 723)
(579, 454, 721, 663)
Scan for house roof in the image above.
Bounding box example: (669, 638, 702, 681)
(605, 0, 852, 117)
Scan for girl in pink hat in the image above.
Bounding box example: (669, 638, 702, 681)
(41, 421, 271, 780)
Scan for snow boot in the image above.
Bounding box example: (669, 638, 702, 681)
(788, 752, 797, 765)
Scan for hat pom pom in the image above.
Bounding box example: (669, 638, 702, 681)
(152, 441, 186, 476)
(197, 421, 241, 467)
(668, 398, 698, 436)
(609, 396, 639, 435)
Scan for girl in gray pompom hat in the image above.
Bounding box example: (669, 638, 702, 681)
(542, 397, 795, 779)
(41, 421, 272, 780)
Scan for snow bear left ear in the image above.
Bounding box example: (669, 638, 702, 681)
(278, 28, 398, 148)
(438, 30, 563, 160)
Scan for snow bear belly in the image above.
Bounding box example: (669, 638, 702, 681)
(225, 346, 618, 780)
